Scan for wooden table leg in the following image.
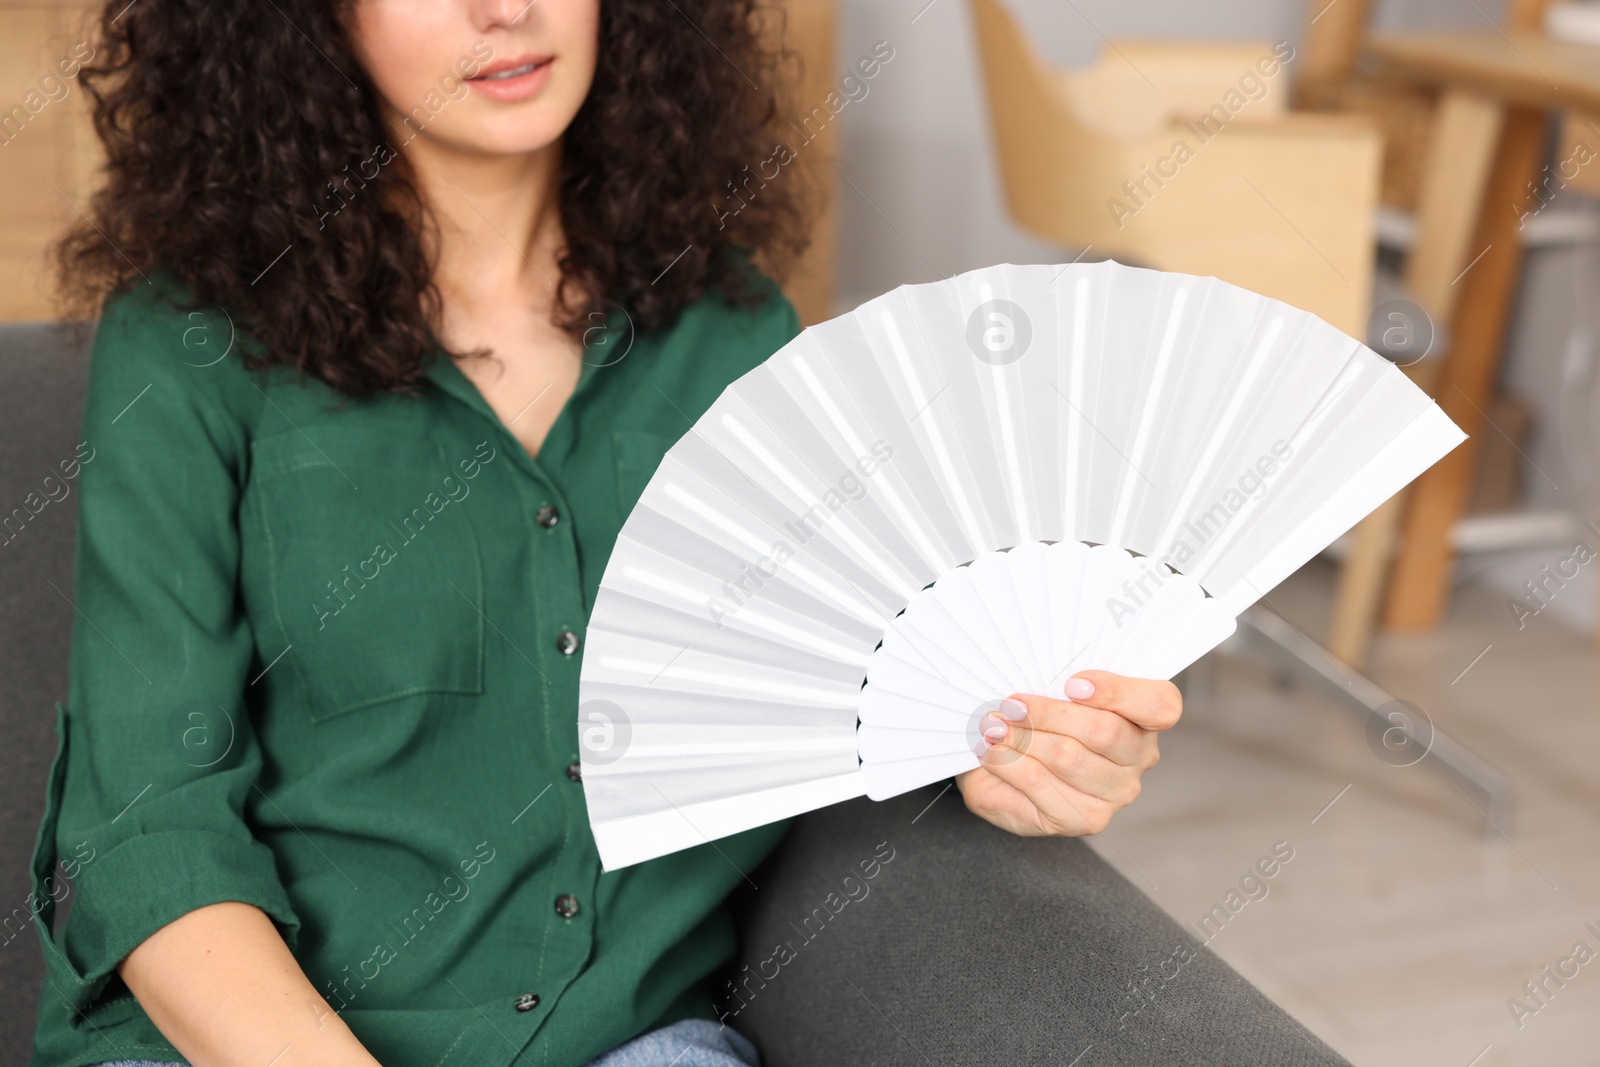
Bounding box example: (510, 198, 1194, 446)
(1383, 105, 1549, 629)
(1406, 93, 1506, 314)
(1328, 493, 1405, 666)
(1324, 89, 1501, 664)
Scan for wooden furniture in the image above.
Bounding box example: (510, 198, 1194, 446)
(1558, 109, 1600, 198)
(970, 0, 1381, 338)
(1299, 0, 1600, 659)
(763, 0, 839, 326)
(0, 0, 98, 323)
(1294, 0, 1437, 214)
(1363, 26, 1600, 632)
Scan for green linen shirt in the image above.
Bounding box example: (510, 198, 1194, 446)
(29, 268, 801, 1067)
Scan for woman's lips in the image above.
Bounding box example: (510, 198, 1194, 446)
(467, 56, 554, 102)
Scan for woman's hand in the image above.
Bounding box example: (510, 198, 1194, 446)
(955, 670, 1182, 837)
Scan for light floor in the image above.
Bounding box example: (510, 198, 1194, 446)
(1087, 560, 1600, 1067)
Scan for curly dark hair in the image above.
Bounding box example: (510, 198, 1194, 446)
(55, 0, 812, 396)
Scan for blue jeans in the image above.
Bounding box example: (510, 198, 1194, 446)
(584, 1019, 758, 1067)
(94, 1018, 760, 1067)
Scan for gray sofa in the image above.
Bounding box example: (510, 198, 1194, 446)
(0, 322, 1350, 1066)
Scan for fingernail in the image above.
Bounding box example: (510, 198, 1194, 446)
(1065, 677, 1095, 701)
(998, 698, 1028, 721)
(981, 715, 1008, 740)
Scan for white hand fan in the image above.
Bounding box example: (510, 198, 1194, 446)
(578, 260, 1464, 870)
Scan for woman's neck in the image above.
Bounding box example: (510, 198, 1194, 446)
(394, 125, 583, 460)
(403, 130, 566, 315)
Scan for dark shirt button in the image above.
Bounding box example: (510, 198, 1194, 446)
(515, 992, 540, 1012)
(555, 893, 580, 918)
(536, 505, 560, 529)
(566, 761, 582, 783)
(556, 630, 580, 656)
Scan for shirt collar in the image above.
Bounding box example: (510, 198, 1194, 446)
(422, 346, 496, 422)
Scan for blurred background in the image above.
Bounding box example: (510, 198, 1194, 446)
(3, 0, 1599, 1063)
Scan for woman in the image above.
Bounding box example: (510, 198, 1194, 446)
(33, 1, 1193, 1065)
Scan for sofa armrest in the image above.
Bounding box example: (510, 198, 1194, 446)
(728, 785, 1350, 1067)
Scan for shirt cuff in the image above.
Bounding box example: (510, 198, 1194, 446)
(51, 828, 301, 1008)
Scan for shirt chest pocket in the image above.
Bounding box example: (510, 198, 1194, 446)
(243, 433, 488, 722)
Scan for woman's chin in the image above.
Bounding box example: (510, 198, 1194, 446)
(406, 118, 570, 161)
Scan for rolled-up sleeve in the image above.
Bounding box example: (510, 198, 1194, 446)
(35, 288, 298, 1013)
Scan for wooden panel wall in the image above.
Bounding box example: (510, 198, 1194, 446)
(768, 0, 840, 326)
(0, 0, 99, 323)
